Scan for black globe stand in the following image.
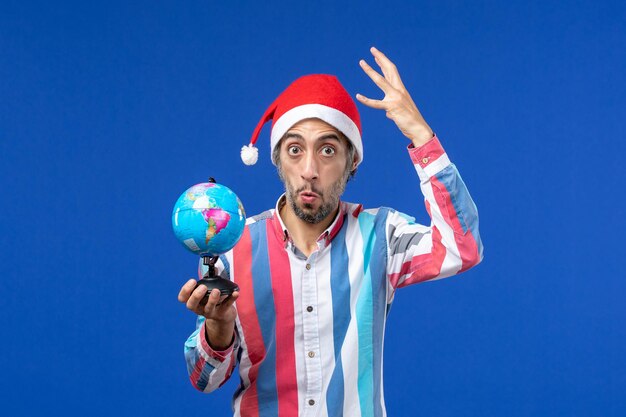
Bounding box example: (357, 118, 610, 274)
(196, 255, 240, 302)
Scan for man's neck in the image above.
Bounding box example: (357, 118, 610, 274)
(279, 198, 339, 257)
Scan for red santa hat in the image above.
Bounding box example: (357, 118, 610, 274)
(241, 74, 363, 166)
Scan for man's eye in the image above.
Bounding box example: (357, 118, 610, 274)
(321, 146, 335, 156)
(288, 146, 300, 155)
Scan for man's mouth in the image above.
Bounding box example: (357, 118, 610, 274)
(299, 191, 320, 204)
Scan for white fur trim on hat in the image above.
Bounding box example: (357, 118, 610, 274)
(269, 104, 363, 166)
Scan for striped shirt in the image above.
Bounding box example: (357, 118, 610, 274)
(184, 136, 483, 417)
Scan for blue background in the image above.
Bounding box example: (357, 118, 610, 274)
(1, 1, 624, 415)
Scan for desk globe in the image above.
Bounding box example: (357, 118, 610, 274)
(172, 178, 245, 295)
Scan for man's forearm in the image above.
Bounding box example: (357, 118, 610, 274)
(204, 319, 235, 351)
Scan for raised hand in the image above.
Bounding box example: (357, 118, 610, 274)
(356, 47, 434, 147)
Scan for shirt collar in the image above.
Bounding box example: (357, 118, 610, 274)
(271, 194, 347, 250)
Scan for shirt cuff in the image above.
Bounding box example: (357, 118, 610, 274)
(407, 135, 451, 182)
(198, 324, 236, 363)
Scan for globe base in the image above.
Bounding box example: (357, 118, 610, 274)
(196, 255, 240, 298)
(197, 276, 240, 297)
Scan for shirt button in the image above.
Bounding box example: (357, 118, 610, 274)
(422, 157, 429, 164)
(308, 351, 315, 358)
(306, 306, 313, 312)
(305, 263, 311, 270)
(309, 399, 315, 406)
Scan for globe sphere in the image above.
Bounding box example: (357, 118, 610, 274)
(172, 182, 246, 256)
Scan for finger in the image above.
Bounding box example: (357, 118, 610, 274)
(359, 59, 393, 94)
(355, 93, 386, 110)
(178, 279, 197, 302)
(370, 47, 405, 90)
(216, 292, 230, 306)
(203, 288, 221, 317)
(220, 291, 240, 310)
(373, 55, 402, 88)
(370, 46, 394, 66)
(373, 55, 393, 83)
(186, 283, 209, 312)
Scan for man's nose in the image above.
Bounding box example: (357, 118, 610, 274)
(300, 152, 319, 181)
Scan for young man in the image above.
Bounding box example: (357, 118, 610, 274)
(178, 47, 483, 416)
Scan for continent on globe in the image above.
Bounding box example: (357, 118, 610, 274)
(172, 181, 246, 257)
(203, 208, 231, 244)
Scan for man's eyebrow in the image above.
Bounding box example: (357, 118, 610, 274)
(283, 132, 304, 141)
(282, 132, 342, 142)
(317, 133, 341, 143)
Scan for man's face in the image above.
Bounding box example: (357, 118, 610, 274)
(277, 118, 355, 224)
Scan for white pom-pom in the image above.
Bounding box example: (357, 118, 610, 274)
(241, 144, 258, 165)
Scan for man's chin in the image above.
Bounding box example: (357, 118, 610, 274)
(292, 201, 326, 224)
(298, 204, 321, 219)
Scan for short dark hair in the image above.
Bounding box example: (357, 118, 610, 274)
(273, 131, 358, 181)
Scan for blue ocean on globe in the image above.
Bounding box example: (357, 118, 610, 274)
(172, 182, 246, 256)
